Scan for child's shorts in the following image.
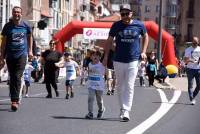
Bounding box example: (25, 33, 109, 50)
(25, 80, 30, 87)
(65, 80, 75, 86)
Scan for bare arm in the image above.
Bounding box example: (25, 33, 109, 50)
(0, 36, 6, 59)
(0, 36, 6, 69)
(102, 36, 114, 66)
(141, 33, 149, 59)
(27, 34, 33, 57)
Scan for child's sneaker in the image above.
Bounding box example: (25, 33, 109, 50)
(190, 99, 196, 105)
(25, 94, 29, 98)
(97, 107, 105, 118)
(85, 112, 93, 119)
(65, 94, 69, 99)
(111, 90, 115, 95)
(106, 90, 111, 95)
(70, 92, 74, 98)
(55, 91, 59, 97)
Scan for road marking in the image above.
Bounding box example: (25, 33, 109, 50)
(0, 99, 10, 102)
(126, 89, 182, 134)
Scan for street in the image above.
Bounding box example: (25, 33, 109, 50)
(0, 78, 200, 134)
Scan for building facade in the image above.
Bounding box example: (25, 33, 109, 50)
(177, 0, 200, 56)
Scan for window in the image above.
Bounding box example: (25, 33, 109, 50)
(155, 17, 159, 24)
(187, 0, 194, 18)
(145, 5, 150, 12)
(187, 24, 193, 41)
(156, 5, 159, 12)
(122, 0, 129, 4)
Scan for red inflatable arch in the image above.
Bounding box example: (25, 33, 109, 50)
(53, 20, 177, 66)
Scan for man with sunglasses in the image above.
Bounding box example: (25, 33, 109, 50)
(184, 36, 200, 105)
(103, 5, 149, 122)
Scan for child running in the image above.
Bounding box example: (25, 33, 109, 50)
(55, 52, 80, 99)
(85, 50, 106, 119)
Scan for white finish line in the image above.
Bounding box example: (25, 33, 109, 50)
(127, 89, 182, 134)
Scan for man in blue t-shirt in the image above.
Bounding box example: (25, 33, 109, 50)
(0, 6, 33, 111)
(103, 5, 149, 122)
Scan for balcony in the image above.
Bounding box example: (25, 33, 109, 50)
(165, 24, 176, 30)
(166, 12, 177, 18)
(168, 0, 178, 5)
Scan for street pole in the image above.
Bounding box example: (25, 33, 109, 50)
(157, 0, 163, 63)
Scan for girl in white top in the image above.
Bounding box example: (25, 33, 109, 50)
(85, 50, 106, 119)
(55, 52, 80, 99)
(138, 60, 146, 87)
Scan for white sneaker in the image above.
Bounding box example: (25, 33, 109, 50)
(120, 109, 130, 122)
(190, 99, 196, 105)
(25, 94, 29, 98)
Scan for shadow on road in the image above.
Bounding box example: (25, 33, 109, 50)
(51, 116, 120, 122)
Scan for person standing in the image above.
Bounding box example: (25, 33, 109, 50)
(103, 5, 149, 121)
(0, 6, 33, 111)
(138, 60, 146, 87)
(184, 36, 200, 105)
(40, 40, 63, 98)
(146, 51, 158, 86)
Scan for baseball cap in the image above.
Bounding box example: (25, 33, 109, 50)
(120, 4, 131, 12)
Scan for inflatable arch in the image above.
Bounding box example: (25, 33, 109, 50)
(53, 20, 177, 67)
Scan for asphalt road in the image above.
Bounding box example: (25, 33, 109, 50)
(0, 78, 199, 134)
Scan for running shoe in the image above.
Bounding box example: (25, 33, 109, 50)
(106, 90, 111, 95)
(97, 107, 105, 118)
(65, 94, 69, 99)
(46, 94, 52, 98)
(120, 109, 130, 122)
(11, 102, 19, 112)
(85, 112, 93, 119)
(190, 99, 196, 105)
(111, 90, 115, 95)
(70, 92, 74, 98)
(55, 91, 59, 97)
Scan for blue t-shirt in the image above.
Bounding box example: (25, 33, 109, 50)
(2, 21, 32, 58)
(109, 20, 147, 63)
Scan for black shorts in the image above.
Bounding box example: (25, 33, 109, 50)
(65, 80, 75, 86)
(25, 80, 30, 87)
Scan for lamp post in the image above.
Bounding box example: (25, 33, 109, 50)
(157, 0, 163, 63)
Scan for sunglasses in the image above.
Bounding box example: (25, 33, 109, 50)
(120, 12, 130, 17)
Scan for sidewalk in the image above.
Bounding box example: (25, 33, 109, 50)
(154, 76, 188, 92)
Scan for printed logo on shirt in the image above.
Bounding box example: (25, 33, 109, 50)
(118, 29, 139, 43)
